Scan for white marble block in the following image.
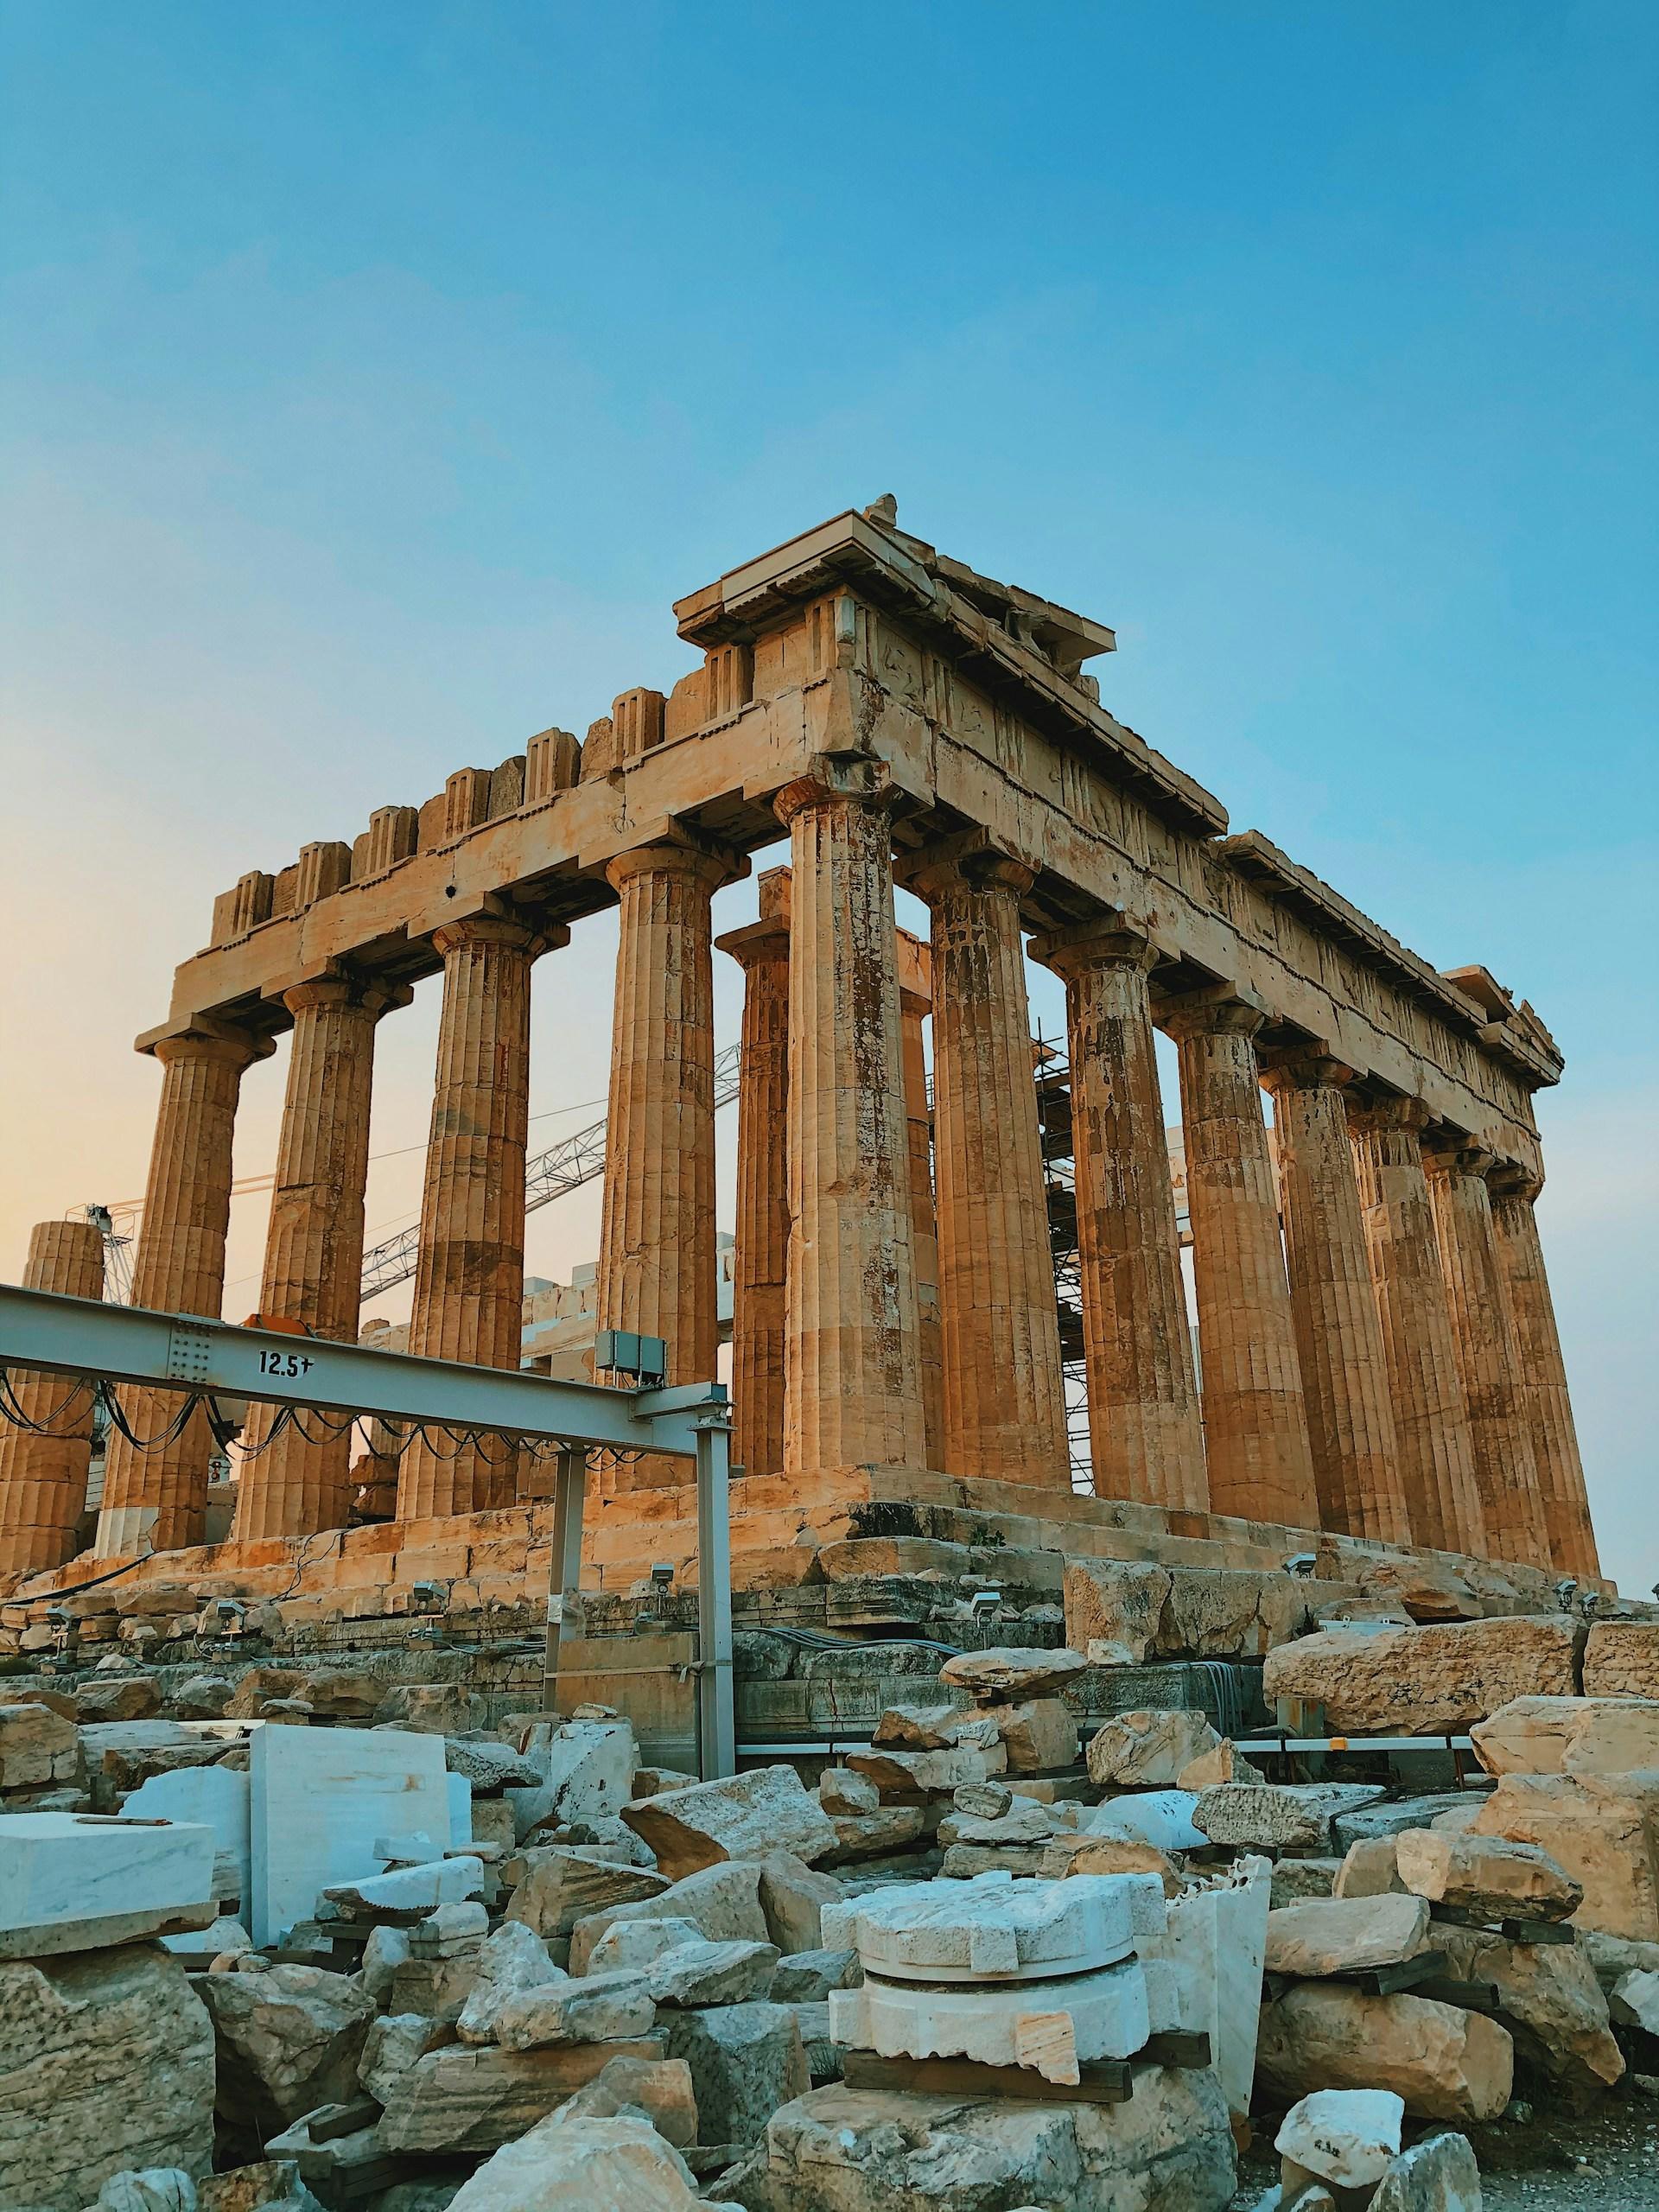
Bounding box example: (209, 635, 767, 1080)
(123, 1764, 251, 1913)
(830, 1955, 1151, 2083)
(249, 1723, 451, 1947)
(822, 1872, 1136, 1982)
(1132, 1853, 1270, 2116)
(0, 1810, 216, 1955)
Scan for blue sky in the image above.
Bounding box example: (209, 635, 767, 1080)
(3, 3, 1655, 1585)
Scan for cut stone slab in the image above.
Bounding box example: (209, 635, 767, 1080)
(621, 1765, 837, 1881)
(569, 1859, 770, 1975)
(658, 2002, 808, 2148)
(771, 1948, 861, 2000)
(319, 1854, 482, 1925)
(938, 1800, 1058, 1848)
(870, 1703, 1002, 1753)
(505, 1847, 668, 1940)
(937, 1646, 1089, 1703)
(1264, 1894, 1432, 1977)
(456, 1921, 565, 2045)
(249, 1724, 451, 1948)
(818, 1768, 879, 1815)
(1133, 1858, 1271, 2117)
(1581, 1621, 1659, 1700)
(357, 2010, 454, 2105)
(1471, 1694, 1659, 1778)
(1431, 1922, 1624, 2099)
(1471, 1771, 1659, 1941)
(374, 2037, 666, 2153)
(1330, 1794, 1486, 1854)
(0, 1942, 215, 2208)
(442, 2109, 723, 2212)
(1256, 1986, 1514, 2122)
(821, 1806, 929, 1864)
(757, 1850, 840, 1955)
(1194, 1782, 1385, 1853)
(0, 1809, 217, 1958)
(1086, 1708, 1222, 1789)
(555, 2052, 698, 2145)
(504, 1722, 636, 1845)
(830, 1955, 1150, 2082)
(991, 1698, 1077, 1774)
(199, 1961, 377, 2136)
(649, 1939, 779, 2007)
(823, 1871, 1135, 1981)
(1333, 1837, 1406, 1899)
(408, 1900, 489, 1958)
(1062, 1559, 1173, 1664)
(1394, 1828, 1582, 1922)
(1262, 1617, 1583, 1735)
(123, 1765, 251, 1909)
(845, 1745, 1007, 1796)
(1276, 2088, 1404, 2190)
(494, 1968, 656, 2050)
(722, 2069, 1236, 2212)
(0, 1700, 83, 1789)
(1368, 2130, 1483, 2212)
(387, 1952, 480, 2024)
(587, 1915, 706, 1974)
(373, 1683, 483, 1734)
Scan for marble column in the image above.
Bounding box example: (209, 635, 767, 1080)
(595, 839, 735, 1418)
(1033, 923, 1206, 1514)
(1346, 1097, 1484, 1555)
(1165, 995, 1319, 1530)
(0, 1217, 106, 1574)
(899, 968, 946, 1469)
(1426, 1141, 1552, 1571)
(901, 847, 1068, 1488)
(774, 760, 925, 1484)
(97, 1024, 271, 1555)
(1262, 1053, 1411, 1546)
(1490, 1166, 1600, 1580)
(397, 915, 553, 1521)
(236, 976, 402, 1541)
(716, 873, 791, 1479)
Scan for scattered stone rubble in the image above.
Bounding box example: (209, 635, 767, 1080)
(6, 1618, 1659, 2209)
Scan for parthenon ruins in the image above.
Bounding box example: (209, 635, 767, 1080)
(0, 498, 1599, 1594)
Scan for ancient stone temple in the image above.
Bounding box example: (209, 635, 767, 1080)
(0, 500, 1599, 1597)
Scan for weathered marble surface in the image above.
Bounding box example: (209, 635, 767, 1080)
(0, 1811, 216, 1956)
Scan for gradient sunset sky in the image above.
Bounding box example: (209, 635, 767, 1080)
(3, 4, 1654, 1585)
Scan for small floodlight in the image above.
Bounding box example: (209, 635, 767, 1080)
(1285, 1553, 1318, 1578)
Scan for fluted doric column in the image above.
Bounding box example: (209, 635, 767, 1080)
(1165, 994, 1319, 1529)
(595, 840, 737, 1424)
(1345, 1097, 1484, 1554)
(236, 975, 404, 1541)
(1262, 1053, 1410, 1546)
(1425, 1141, 1551, 1570)
(0, 1218, 106, 1574)
(1489, 1166, 1599, 1580)
(899, 845, 1068, 1488)
(397, 915, 554, 1520)
(1033, 921, 1205, 1513)
(716, 870, 791, 1478)
(898, 958, 946, 1469)
(775, 760, 925, 1483)
(97, 1023, 272, 1555)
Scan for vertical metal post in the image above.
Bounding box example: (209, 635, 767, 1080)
(541, 1441, 587, 1713)
(694, 1409, 735, 1779)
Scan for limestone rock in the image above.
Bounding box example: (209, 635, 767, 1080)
(1333, 1837, 1406, 1899)
(621, 1765, 837, 1881)
(1262, 1617, 1583, 1735)
(387, 1952, 480, 2023)
(1357, 1559, 1483, 1624)
(76, 1675, 164, 1722)
(225, 1669, 304, 1720)
(92, 2173, 196, 2212)
(1431, 1921, 1624, 2100)
(1332, 1791, 1489, 1851)
(554, 2052, 698, 2145)
(1194, 1782, 1385, 1852)
(199, 1961, 375, 2135)
(446, 1738, 544, 1792)
(1063, 1559, 1172, 1663)
(937, 1646, 1088, 1703)
(1041, 1833, 1181, 1891)
(505, 1722, 636, 1845)
(938, 1799, 1058, 1848)
(1265, 1895, 1431, 1977)
(320, 1856, 483, 1923)
(757, 1851, 840, 1954)
(455, 1922, 565, 2045)
(1471, 1770, 1659, 1940)
(1256, 1986, 1514, 2122)
(771, 1949, 861, 2000)
(1611, 1966, 1659, 2034)
(648, 1939, 779, 2007)
(1086, 1707, 1221, 1789)
(1270, 1859, 1341, 1907)
(1157, 1568, 1309, 1660)
(1275, 2088, 1404, 2190)
(723, 2069, 1236, 2212)
(818, 1768, 879, 1815)
(1471, 1694, 1659, 1778)
(505, 1847, 667, 1940)
(1579, 1928, 1659, 1993)
(871, 1703, 1001, 1753)
(373, 1683, 484, 1735)
(167, 1675, 234, 1722)
(409, 1901, 489, 1957)
(954, 1780, 1014, 1818)
(1177, 1738, 1262, 1791)
(1394, 1828, 1582, 1922)
(569, 1859, 770, 1975)
(1582, 1621, 1659, 1700)
(0, 1700, 83, 1788)
(846, 1744, 1006, 1795)
(659, 2001, 808, 2146)
(357, 2011, 454, 2105)
(990, 1698, 1077, 1773)
(375, 2037, 667, 2154)
(442, 2110, 725, 2212)
(588, 1916, 704, 1973)
(821, 1806, 928, 1863)
(1368, 2130, 1484, 2212)
(494, 1968, 656, 2050)
(0, 1942, 215, 2208)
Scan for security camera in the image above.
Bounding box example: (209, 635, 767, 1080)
(1285, 1553, 1318, 1578)
(45, 1605, 70, 1627)
(967, 1587, 1002, 1623)
(650, 1563, 675, 1591)
(409, 1580, 446, 1613)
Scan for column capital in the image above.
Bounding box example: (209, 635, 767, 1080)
(1421, 1135, 1497, 1180)
(430, 913, 563, 960)
(715, 913, 791, 969)
(1159, 985, 1268, 1044)
(1345, 1091, 1433, 1138)
(141, 1018, 276, 1073)
(604, 832, 743, 897)
(894, 831, 1036, 906)
(1029, 914, 1157, 982)
(773, 752, 904, 827)
(1490, 1161, 1545, 1204)
(277, 973, 413, 1022)
(1259, 1046, 1358, 1094)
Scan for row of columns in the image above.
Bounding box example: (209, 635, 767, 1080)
(0, 755, 1595, 1583)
